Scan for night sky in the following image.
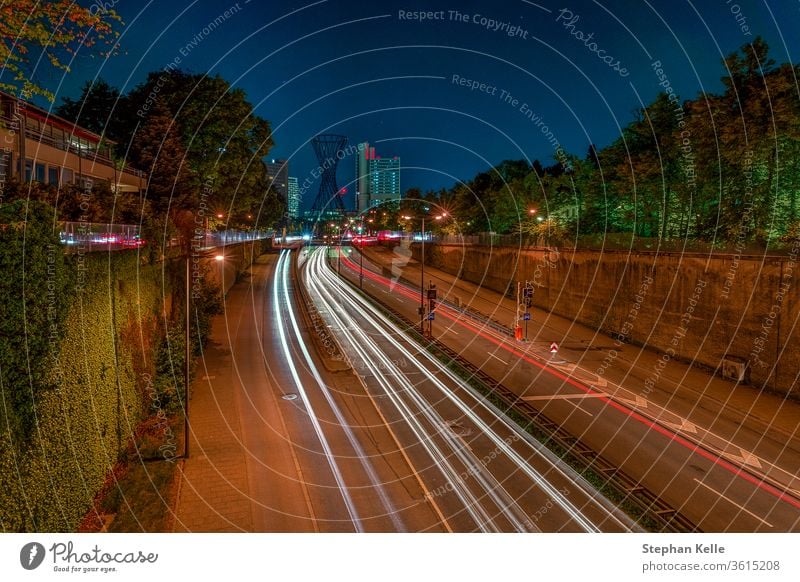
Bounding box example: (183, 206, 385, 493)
(54, 0, 800, 211)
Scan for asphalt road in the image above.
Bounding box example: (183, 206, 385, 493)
(334, 244, 800, 532)
(300, 248, 634, 532)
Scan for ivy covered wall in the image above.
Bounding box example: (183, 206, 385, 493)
(0, 205, 167, 531)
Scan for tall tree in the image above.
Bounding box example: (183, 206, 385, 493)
(56, 78, 126, 142)
(129, 101, 195, 219)
(123, 71, 278, 224)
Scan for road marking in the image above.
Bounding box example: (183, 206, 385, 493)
(617, 395, 649, 408)
(693, 479, 773, 528)
(662, 419, 698, 434)
(724, 449, 764, 470)
(486, 352, 508, 365)
(523, 393, 608, 401)
(522, 394, 594, 416)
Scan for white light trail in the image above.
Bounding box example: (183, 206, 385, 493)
(307, 248, 614, 532)
(278, 250, 407, 532)
(272, 250, 363, 532)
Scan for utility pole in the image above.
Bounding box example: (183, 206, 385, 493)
(420, 217, 425, 335)
(184, 256, 190, 458)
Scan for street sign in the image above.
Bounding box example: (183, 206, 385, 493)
(523, 312, 531, 321)
(428, 312, 435, 320)
(550, 342, 559, 353)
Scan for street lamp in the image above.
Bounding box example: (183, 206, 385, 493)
(403, 214, 426, 335)
(184, 255, 190, 458)
(184, 253, 226, 458)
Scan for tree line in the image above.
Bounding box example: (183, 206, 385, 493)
(424, 39, 799, 249)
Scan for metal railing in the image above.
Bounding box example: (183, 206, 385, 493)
(60, 222, 143, 252)
(23, 126, 147, 179)
(60, 222, 272, 254)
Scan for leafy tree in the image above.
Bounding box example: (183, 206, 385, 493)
(129, 101, 196, 219)
(55, 78, 126, 142)
(123, 71, 278, 225)
(0, 1, 121, 101)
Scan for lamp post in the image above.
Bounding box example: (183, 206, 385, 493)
(184, 255, 190, 458)
(421, 217, 425, 335)
(184, 253, 225, 459)
(359, 223, 364, 289)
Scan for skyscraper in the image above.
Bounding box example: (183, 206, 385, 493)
(265, 159, 289, 202)
(355, 142, 401, 212)
(287, 176, 300, 219)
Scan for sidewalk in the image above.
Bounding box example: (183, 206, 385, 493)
(360, 245, 800, 442)
(171, 325, 254, 532)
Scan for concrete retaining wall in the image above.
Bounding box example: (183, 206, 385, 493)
(202, 240, 263, 295)
(415, 243, 799, 396)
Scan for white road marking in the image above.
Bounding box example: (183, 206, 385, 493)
(523, 393, 608, 401)
(487, 352, 509, 365)
(661, 419, 698, 434)
(693, 479, 773, 528)
(616, 395, 649, 408)
(723, 450, 763, 470)
(522, 394, 595, 417)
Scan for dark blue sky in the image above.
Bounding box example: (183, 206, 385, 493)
(55, 0, 800, 210)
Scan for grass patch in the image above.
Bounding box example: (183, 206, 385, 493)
(78, 415, 183, 533)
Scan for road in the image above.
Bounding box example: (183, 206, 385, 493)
(333, 244, 800, 532)
(175, 252, 443, 531)
(300, 247, 634, 532)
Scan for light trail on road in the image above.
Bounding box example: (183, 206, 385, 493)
(337, 249, 800, 520)
(272, 251, 364, 531)
(305, 248, 630, 532)
(275, 249, 412, 532)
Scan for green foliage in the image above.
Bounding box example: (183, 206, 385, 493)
(56, 70, 284, 228)
(1, 179, 142, 225)
(153, 324, 186, 414)
(0, 201, 70, 440)
(55, 79, 126, 141)
(434, 39, 800, 247)
(0, 248, 165, 531)
(129, 101, 196, 216)
(0, 1, 121, 102)
(152, 260, 222, 413)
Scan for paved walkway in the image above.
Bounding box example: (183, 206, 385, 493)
(172, 326, 254, 532)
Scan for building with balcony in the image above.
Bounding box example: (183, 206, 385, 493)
(0, 90, 145, 193)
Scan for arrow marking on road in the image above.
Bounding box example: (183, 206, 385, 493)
(523, 393, 608, 401)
